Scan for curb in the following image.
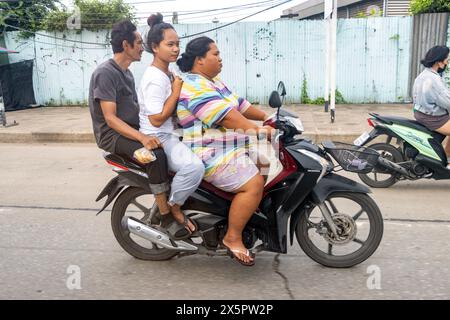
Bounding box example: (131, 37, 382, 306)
(0, 132, 95, 143)
(0, 131, 360, 144)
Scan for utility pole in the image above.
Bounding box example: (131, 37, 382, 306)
(172, 12, 178, 24)
(324, 0, 332, 114)
(0, 68, 18, 128)
(0, 95, 18, 128)
(324, 0, 337, 123)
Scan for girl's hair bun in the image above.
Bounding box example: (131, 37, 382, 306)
(147, 13, 163, 28)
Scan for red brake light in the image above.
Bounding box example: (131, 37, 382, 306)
(106, 160, 129, 171)
(367, 118, 375, 127)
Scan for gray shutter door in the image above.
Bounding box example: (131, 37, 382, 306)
(387, 0, 411, 16)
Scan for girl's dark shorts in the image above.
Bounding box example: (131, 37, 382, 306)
(414, 111, 450, 131)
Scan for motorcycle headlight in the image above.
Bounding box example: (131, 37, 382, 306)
(286, 116, 304, 133)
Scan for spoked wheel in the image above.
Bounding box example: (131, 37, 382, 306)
(296, 192, 383, 268)
(111, 187, 178, 261)
(358, 143, 403, 188)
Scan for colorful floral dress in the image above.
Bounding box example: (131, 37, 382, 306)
(177, 73, 259, 192)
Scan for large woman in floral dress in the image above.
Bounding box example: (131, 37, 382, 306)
(176, 36, 272, 266)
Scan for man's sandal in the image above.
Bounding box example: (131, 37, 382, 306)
(157, 213, 198, 241)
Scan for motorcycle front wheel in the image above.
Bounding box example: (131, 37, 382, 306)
(296, 192, 383, 268)
(111, 187, 178, 261)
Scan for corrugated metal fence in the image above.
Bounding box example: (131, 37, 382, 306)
(4, 17, 412, 105)
(408, 12, 449, 96)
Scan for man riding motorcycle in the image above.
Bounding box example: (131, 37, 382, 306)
(88, 20, 171, 225)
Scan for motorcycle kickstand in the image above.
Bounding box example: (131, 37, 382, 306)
(251, 243, 265, 254)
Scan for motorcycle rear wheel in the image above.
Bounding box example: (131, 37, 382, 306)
(296, 192, 383, 268)
(358, 143, 403, 188)
(111, 187, 179, 261)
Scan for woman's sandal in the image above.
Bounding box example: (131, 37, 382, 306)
(221, 241, 255, 267)
(157, 213, 198, 241)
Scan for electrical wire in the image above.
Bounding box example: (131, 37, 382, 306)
(4, 2, 280, 26)
(3, 22, 110, 45)
(126, 0, 176, 4)
(179, 0, 292, 39)
(133, 0, 280, 16)
(1, 0, 292, 45)
(33, 38, 109, 50)
(180, 10, 273, 23)
(174, 0, 286, 22)
(1, 0, 280, 22)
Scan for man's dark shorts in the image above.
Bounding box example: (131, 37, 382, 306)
(115, 135, 169, 195)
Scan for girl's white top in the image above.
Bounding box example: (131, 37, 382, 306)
(138, 65, 177, 135)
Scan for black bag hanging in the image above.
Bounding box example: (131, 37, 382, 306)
(0, 59, 37, 111)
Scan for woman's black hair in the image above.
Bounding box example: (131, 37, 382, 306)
(421, 45, 450, 68)
(145, 13, 174, 54)
(176, 36, 215, 72)
(110, 20, 137, 54)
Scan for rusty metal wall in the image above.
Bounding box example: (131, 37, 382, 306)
(336, 16, 411, 103)
(4, 30, 112, 106)
(5, 17, 413, 105)
(445, 15, 450, 86)
(408, 12, 450, 99)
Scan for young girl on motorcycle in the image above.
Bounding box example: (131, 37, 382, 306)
(138, 13, 205, 240)
(413, 45, 450, 168)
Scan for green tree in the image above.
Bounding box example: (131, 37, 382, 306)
(355, 8, 383, 18)
(0, 0, 61, 36)
(42, 0, 136, 32)
(410, 0, 450, 14)
(0, 0, 136, 36)
(300, 74, 310, 104)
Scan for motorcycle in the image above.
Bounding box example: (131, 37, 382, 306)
(354, 113, 450, 188)
(95, 82, 383, 268)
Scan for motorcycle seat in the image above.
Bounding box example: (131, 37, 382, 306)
(370, 113, 446, 142)
(103, 152, 236, 200)
(371, 113, 430, 131)
(103, 152, 147, 171)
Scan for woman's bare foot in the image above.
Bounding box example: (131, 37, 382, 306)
(222, 236, 254, 265)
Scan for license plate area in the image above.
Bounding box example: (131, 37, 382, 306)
(353, 131, 370, 146)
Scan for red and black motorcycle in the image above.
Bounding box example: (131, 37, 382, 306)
(95, 82, 383, 268)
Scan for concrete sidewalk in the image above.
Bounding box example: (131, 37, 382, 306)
(0, 104, 414, 144)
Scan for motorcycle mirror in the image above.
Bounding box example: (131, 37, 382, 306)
(269, 91, 282, 109)
(277, 81, 286, 97)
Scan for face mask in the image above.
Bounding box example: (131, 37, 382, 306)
(438, 64, 447, 75)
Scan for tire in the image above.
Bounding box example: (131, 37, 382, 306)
(358, 143, 403, 188)
(296, 192, 383, 268)
(111, 187, 178, 261)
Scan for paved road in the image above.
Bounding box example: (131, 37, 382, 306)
(1, 143, 449, 299)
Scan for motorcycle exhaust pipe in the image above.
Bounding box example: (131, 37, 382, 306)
(122, 216, 198, 252)
(376, 157, 412, 178)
